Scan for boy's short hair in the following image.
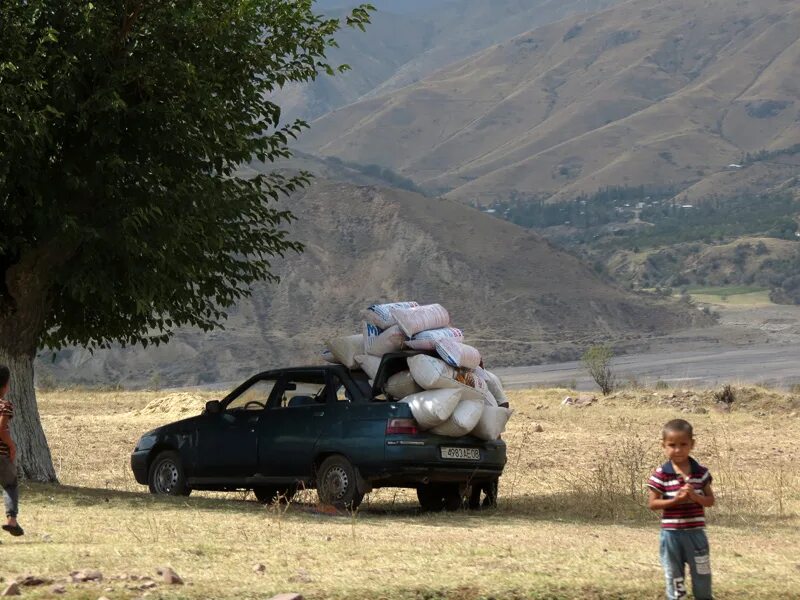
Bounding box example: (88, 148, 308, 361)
(0, 365, 9, 389)
(662, 418, 693, 439)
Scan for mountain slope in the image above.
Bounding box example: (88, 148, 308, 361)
(37, 174, 705, 387)
(273, 0, 621, 123)
(297, 0, 800, 204)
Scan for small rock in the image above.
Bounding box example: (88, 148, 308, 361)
(789, 412, 797, 418)
(98, 596, 112, 600)
(156, 567, 183, 585)
(139, 581, 157, 590)
(325, 535, 332, 541)
(51, 585, 66, 595)
(535, 404, 544, 410)
(269, 594, 305, 600)
(71, 570, 103, 583)
(693, 407, 708, 414)
(18, 575, 52, 587)
(533, 423, 544, 432)
(681, 407, 691, 413)
(0, 583, 20, 597)
(713, 403, 731, 413)
(561, 396, 574, 406)
(253, 563, 266, 574)
(104, 587, 114, 592)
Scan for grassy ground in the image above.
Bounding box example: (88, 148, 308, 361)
(683, 286, 773, 306)
(1, 386, 799, 599)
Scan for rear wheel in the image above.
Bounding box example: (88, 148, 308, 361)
(417, 483, 463, 512)
(253, 486, 296, 504)
(316, 455, 363, 510)
(148, 450, 191, 496)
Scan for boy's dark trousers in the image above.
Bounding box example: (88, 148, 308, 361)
(0, 456, 18, 519)
(660, 528, 712, 599)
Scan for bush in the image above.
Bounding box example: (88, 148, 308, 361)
(582, 345, 616, 395)
(714, 384, 736, 405)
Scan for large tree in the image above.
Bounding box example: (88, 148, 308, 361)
(0, 1, 372, 481)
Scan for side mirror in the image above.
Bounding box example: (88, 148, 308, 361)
(204, 400, 222, 414)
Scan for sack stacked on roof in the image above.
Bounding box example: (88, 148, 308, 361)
(323, 300, 512, 440)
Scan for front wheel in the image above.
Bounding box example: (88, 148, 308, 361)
(148, 450, 191, 496)
(316, 455, 363, 510)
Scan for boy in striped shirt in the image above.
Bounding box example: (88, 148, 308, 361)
(647, 419, 715, 600)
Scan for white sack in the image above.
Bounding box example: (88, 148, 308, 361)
(400, 388, 462, 429)
(408, 355, 488, 393)
(476, 367, 509, 405)
(385, 370, 422, 399)
(355, 354, 381, 380)
(363, 322, 405, 356)
(404, 327, 463, 350)
(365, 301, 419, 329)
(326, 334, 364, 369)
(391, 303, 450, 337)
(436, 339, 482, 370)
(431, 397, 485, 437)
(471, 406, 513, 441)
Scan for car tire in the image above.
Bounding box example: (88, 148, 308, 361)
(316, 455, 363, 510)
(148, 450, 191, 496)
(253, 485, 296, 505)
(417, 483, 463, 512)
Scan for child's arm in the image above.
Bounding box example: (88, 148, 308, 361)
(647, 487, 689, 511)
(0, 415, 15, 461)
(686, 483, 715, 508)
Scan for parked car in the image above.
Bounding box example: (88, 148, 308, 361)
(130, 352, 507, 510)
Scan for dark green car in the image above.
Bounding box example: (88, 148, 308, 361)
(131, 352, 507, 510)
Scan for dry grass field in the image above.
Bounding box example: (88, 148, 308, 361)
(1, 385, 799, 599)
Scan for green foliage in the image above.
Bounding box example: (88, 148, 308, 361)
(0, 1, 373, 351)
(581, 345, 616, 395)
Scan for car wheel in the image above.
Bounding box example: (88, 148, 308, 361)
(316, 455, 363, 510)
(148, 450, 191, 496)
(417, 483, 463, 512)
(253, 485, 296, 504)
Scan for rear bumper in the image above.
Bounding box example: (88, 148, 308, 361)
(130, 451, 150, 485)
(364, 436, 506, 486)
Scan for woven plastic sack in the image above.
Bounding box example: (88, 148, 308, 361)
(431, 397, 485, 437)
(435, 339, 482, 370)
(385, 370, 422, 399)
(391, 304, 450, 337)
(326, 334, 363, 369)
(355, 354, 381, 380)
(363, 323, 405, 357)
(400, 388, 462, 429)
(408, 355, 486, 392)
(475, 367, 508, 405)
(471, 406, 513, 441)
(404, 327, 463, 351)
(365, 301, 419, 329)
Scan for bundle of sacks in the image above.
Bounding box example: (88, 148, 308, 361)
(324, 302, 512, 441)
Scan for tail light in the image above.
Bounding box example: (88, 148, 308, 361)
(386, 418, 418, 435)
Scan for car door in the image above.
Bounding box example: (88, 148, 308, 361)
(194, 376, 277, 480)
(257, 369, 331, 478)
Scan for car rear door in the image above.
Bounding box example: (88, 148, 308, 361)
(257, 369, 331, 478)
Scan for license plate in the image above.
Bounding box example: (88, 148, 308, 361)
(440, 447, 480, 460)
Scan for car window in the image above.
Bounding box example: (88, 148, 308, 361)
(273, 372, 327, 408)
(330, 375, 352, 403)
(227, 379, 277, 411)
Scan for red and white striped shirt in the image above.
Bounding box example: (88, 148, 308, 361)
(0, 398, 13, 458)
(647, 458, 712, 529)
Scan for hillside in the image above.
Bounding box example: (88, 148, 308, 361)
(298, 0, 800, 205)
(36, 174, 706, 387)
(273, 0, 620, 122)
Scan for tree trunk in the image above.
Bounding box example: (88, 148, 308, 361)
(0, 347, 58, 482)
